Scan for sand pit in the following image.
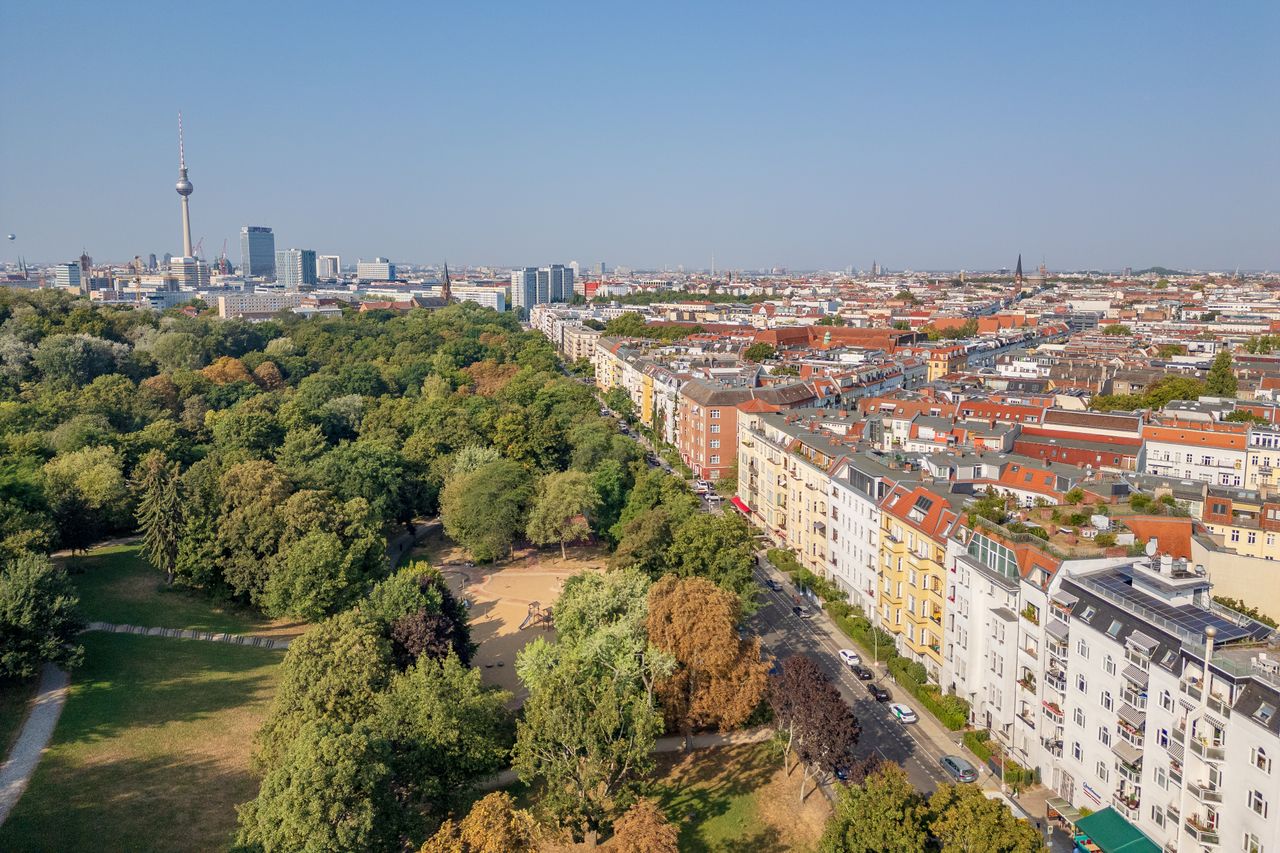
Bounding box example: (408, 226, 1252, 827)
(435, 541, 608, 704)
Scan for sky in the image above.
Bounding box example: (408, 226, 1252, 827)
(2, 2, 1277, 271)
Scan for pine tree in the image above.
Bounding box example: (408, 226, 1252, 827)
(133, 450, 184, 585)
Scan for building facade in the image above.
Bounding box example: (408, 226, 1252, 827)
(240, 226, 276, 279)
(275, 249, 317, 290)
(356, 258, 396, 281)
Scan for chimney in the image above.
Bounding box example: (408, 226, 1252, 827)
(1160, 554, 1174, 575)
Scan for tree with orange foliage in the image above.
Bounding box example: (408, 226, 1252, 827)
(253, 360, 285, 390)
(646, 575, 768, 747)
(610, 798, 678, 853)
(418, 792, 541, 853)
(202, 355, 253, 385)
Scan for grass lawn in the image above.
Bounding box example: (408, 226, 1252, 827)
(62, 542, 303, 637)
(0, 632, 281, 852)
(641, 742, 830, 853)
(0, 676, 38, 758)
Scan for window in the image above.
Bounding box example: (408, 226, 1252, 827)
(1248, 789, 1268, 817)
(1151, 805, 1165, 827)
(1074, 708, 1086, 726)
(1232, 529, 1241, 543)
(709, 409, 720, 419)
(1106, 620, 1124, 639)
(1154, 767, 1167, 790)
(1104, 655, 1117, 675)
(1102, 691, 1113, 711)
(1248, 531, 1257, 545)
(709, 455, 720, 465)
(1253, 747, 1272, 773)
(1096, 761, 1109, 782)
(1077, 639, 1091, 659)
(1243, 832, 1262, 853)
(1076, 674, 1088, 693)
(1072, 742, 1082, 761)
(709, 424, 720, 434)
(1160, 690, 1173, 711)
(1157, 728, 1169, 748)
(1099, 726, 1111, 746)
(709, 439, 720, 449)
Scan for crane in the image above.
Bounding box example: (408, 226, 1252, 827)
(193, 237, 204, 259)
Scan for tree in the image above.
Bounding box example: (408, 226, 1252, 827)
(236, 720, 401, 853)
(526, 470, 600, 558)
(375, 655, 513, 823)
(1206, 350, 1238, 397)
(646, 576, 769, 746)
(41, 444, 130, 551)
(513, 640, 664, 844)
(132, 450, 183, 585)
(769, 656, 861, 801)
(440, 459, 533, 561)
(1101, 324, 1132, 336)
(743, 342, 776, 362)
(892, 320, 911, 330)
(666, 512, 758, 606)
(552, 568, 652, 651)
(1224, 409, 1269, 425)
(603, 312, 648, 337)
(894, 290, 919, 305)
(611, 798, 679, 853)
(419, 792, 541, 853)
(820, 764, 930, 853)
(0, 551, 85, 679)
(604, 386, 635, 420)
(928, 783, 1045, 853)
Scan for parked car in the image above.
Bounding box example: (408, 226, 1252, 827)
(889, 703, 918, 724)
(838, 649, 861, 668)
(866, 682, 891, 702)
(940, 755, 978, 783)
(764, 578, 783, 592)
(851, 665, 874, 681)
(833, 764, 850, 782)
(791, 605, 813, 619)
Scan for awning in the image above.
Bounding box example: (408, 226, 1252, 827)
(730, 496, 751, 514)
(1046, 796, 1083, 825)
(1120, 665, 1148, 688)
(1126, 630, 1159, 655)
(1073, 806, 1160, 853)
(1117, 702, 1146, 729)
(1111, 739, 1143, 768)
(1046, 619, 1070, 642)
(1052, 590, 1079, 608)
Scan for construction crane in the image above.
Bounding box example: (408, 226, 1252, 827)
(193, 237, 204, 259)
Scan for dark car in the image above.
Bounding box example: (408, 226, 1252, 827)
(833, 765, 850, 782)
(792, 605, 813, 619)
(866, 682, 891, 702)
(768, 659, 782, 677)
(764, 578, 783, 592)
(851, 665, 874, 681)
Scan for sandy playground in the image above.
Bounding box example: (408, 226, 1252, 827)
(429, 537, 607, 703)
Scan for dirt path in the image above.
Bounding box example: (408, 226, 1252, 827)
(0, 664, 70, 826)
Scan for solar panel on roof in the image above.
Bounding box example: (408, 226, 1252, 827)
(1089, 572, 1255, 643)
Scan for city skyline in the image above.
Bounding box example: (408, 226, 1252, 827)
(1, 3, 1277, 269)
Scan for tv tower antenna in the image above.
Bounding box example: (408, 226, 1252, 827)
(175, 112, 195, 258)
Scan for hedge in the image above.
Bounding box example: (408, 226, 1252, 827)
(963, 730, 994, 762)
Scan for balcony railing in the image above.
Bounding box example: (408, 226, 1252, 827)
(1190, 739, 1225, 762)
(1183, 816, 1220, 845)
(1206, 694, 1232, 718)
(1187, 781, 1223, 804)
(1018, 676, 1036, 693)
(1179, 680, 1203, 701)
(1117, 762, 1141, 784)
(1042, 701, 1064, 722)
(1112, 795, 1140, 821)
(1045, 671, 1066, 692)
(1120, 690, 1147, 711)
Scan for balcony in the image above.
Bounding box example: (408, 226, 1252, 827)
(1190, 739, 1225, 762)
(1187, 781, 1223, 804)
(1112, 794, 1140, 822)
(1179, 679, 1203, 701)
(1183, 816, 1220, 846)
(1020, 605, 1040, 625)
(1045, 670, 1066, 692)
(1018, 675, 1036, 693)
(1047, 641, 1068, 663)
(1206, 694, 1232, 718)
(1042, 701, 1064, 722)
(1041, 737, 1063, 757)
(1020, 644, 1038, 660)
(1116, 762, 1142, 784)
(1119, 690, 1147, 711)
(1016, 711, 1037, 730)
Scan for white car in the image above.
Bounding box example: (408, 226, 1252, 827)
(890, 703, 918, 724)
(838, 649, 861, 668)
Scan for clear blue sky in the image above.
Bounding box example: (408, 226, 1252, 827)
(2, 1, 1277, 270)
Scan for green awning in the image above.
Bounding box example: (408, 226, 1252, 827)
(1074, 807, 1160, 853)
(1045, 796, 1082, 824)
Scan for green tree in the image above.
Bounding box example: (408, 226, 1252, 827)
(928, 783, 1045, 853)
(132, 450, 184, 585)
(1101, 324, 1132, 336)
(743, 342, 777, 362)
(666, 512, 758, 606)
(604, 386, 635, 420)
(236, 720, 400, 853)
(1205, 350, 1238, 397)
(41, 444, 130, 551)
(821, 764, 930, 853)
(0, 551, 85, 679)
(441, 459, 533, 562)
(894, 290, 919, 305)
(603, 313, 648, 337)
(526, 470, 600, 558)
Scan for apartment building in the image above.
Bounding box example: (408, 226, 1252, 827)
(1142, 421, 1248, 488)
(678, 379, 817, 481)
(829, 453, 917, 615)
(879, 483, 963, 679)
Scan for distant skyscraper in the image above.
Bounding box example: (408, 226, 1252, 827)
(596, 261, 606, 276)
(241, 226, 276, 279)
(175, 113, 195, 258)
(147, 253, 158, 271)
(356, 257, 395, 281)
(511, 267, 538, 312)
(171, 256, 210, 289)
(316, 254, 341, 280)
(276, 249, 317, 290)
(53, 263, 81, 291)
(163, 252, 173, 267)
(548, 264, 573, 301)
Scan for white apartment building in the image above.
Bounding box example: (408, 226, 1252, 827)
(356, 258, 396, 281)
(217, 290, 306, 319)
(450, 285, 506, 312)
(946, 532, 1280, 853)
(828, 455, 910, 616)
(1141, 423, 1247, 488)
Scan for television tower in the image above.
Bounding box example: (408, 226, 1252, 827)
(175, 112, 194, 257)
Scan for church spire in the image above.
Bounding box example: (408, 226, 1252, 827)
(1014, 253, 1024, 284)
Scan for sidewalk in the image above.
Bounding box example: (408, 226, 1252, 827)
(0, 664, 70, 826)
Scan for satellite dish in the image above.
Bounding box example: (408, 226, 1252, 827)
(1144, 539, 1158, 557)
(5, 234, 14, 241)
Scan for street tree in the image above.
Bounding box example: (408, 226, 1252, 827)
(928, 783, 1045, 853)
(526, 470, 600, 558)
(0, 551, 85, 679)
(666, 512, 758, 606)
(646, 575, 769, 746)
(132, 450, 184, 584)
(820, 763, 930, 853)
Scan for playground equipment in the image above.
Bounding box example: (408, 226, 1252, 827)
(519, 600, 554, 630)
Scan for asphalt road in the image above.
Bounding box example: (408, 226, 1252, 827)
(748, 554, 954, 794)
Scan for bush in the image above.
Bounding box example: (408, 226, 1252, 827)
(963, 730, 994, 762)
(1094, 532, 1117, 548)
